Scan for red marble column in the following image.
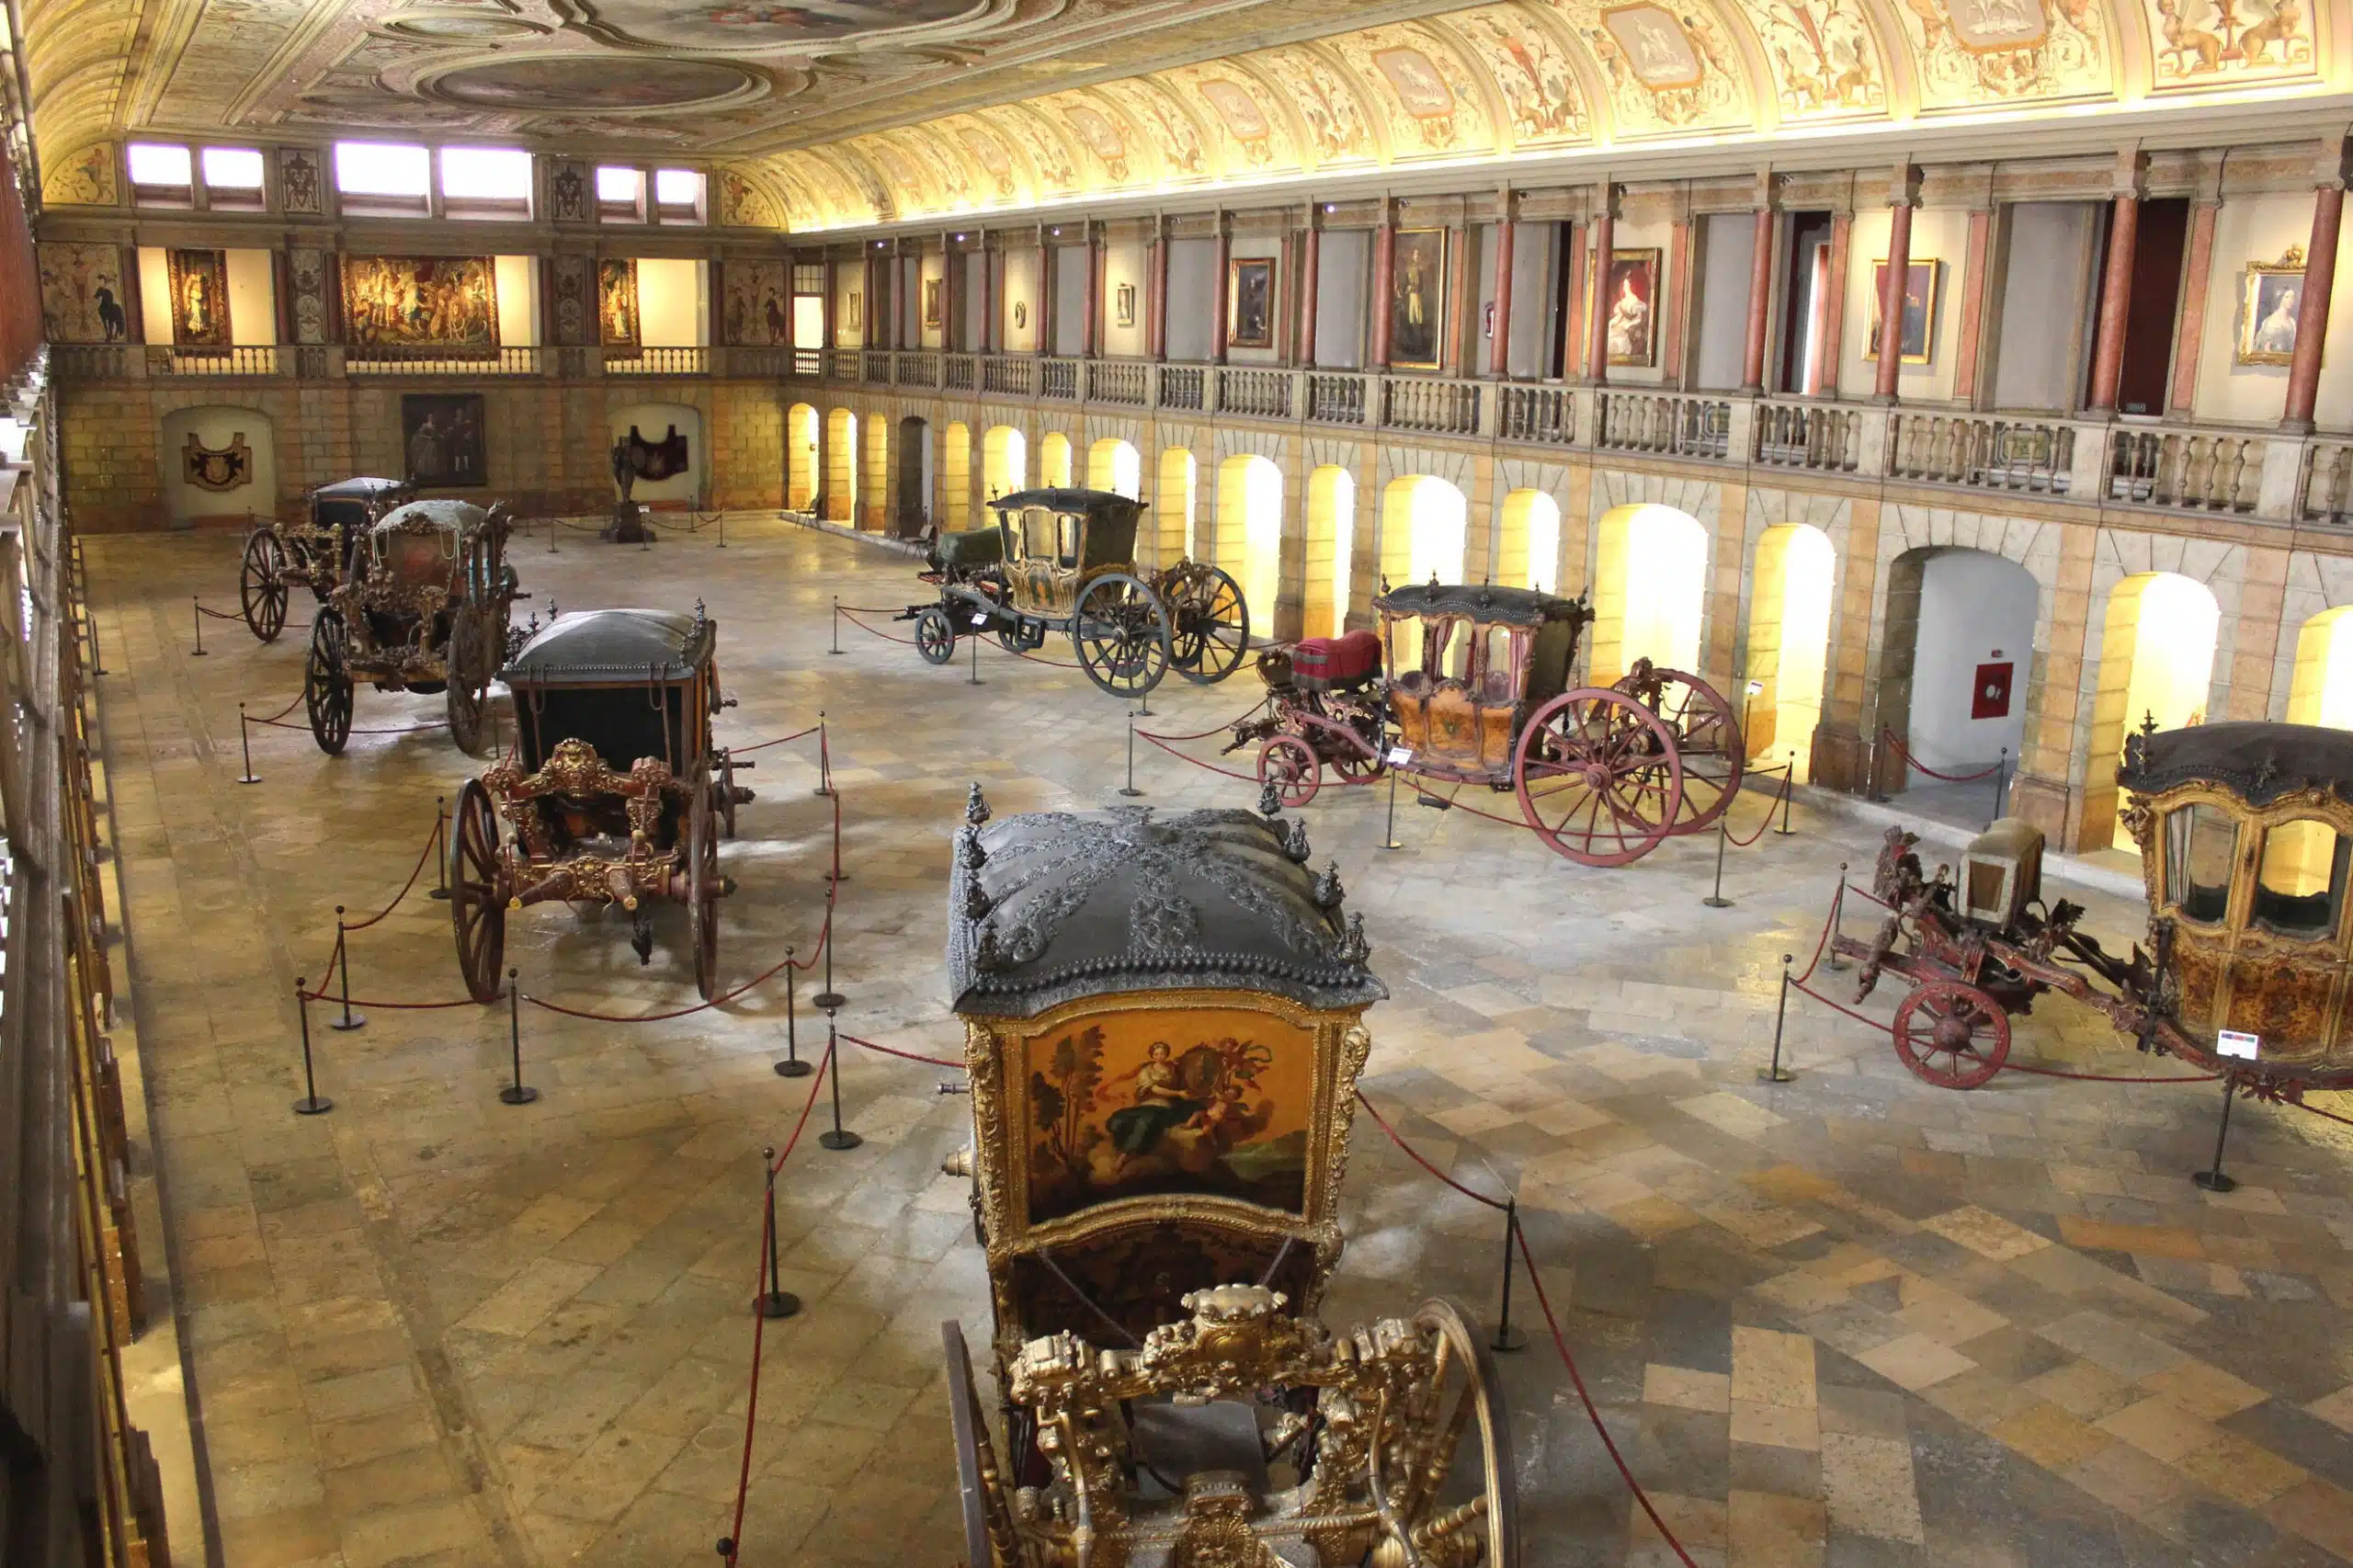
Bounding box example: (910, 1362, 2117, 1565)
(2285, 179, 2345, 431)
(1742, 206, 1773, 392)
(1211, 225, 1232, 362)
(1663, 217, 1692, 388)
(2169, 201, 2220, 417)
(1488, 204, 1516, 379)
(1083, 228, 1102, 358)
(2086, 190, 2141, 414)
(1370, 215, 1396, 369)
(1299, 222, 1321, 367)
(1585, 205, 1614, 384)
(1873, 189, 1913, 402)
(822, 256, 836, 354)
(1150, 223, 1170, 361)
(1952, 208, 1994, 406)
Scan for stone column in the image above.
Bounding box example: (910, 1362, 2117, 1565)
(1873, 164, 1917, 403)
(1742, 184, 1774, 393)
(940, 232, 958, 352)
(1488, 189, 1515, 379)
(1561, 218, 1586, 381)
(1211, 220, 1231, 363)
(1369, 206, 1396, 369)
(2284, 138, 2350, 433)
(2086, 152, 2145, 415)
(2169, 194, 2222, 418)
(1299, 214, 1322, 368)
(1585, 186, 1616, 385)
(821, 254, 836, 354)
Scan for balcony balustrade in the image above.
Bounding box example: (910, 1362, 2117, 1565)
(1597, 392, 1731, 459)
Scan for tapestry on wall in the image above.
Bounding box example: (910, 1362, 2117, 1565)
(279, 149, 324, 216)
(402, 393, 488, 488)
(38, 243, 129, 343)
(551, 254, 591, 347)
(168, 249, 233, 348)
(343, 256, 498, 347)
(722, 259, 789, 346)
(182, 432, 252, 492)
(287, 248, 328, 345)
(599, 258, 640, 348)
(1389, 229, 1445, 369)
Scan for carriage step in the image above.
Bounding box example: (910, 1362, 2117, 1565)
(1415, 793, 1453, 811)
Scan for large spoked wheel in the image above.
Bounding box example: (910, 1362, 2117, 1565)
(915, 607, 957, 665)
(240, 529, 290, 642)
(1257, 734, 1320, 808)
(688, 766, 720, 1001)
(717, 750, 739, 838)
(942, 1321, 1021, 1568)
(1071, 574, 1171, 699)
(1891, 979, 2011, 1089)
(444, 609, 491, 756)
(1165, 563, 1250, 685)
(1628, 665, 1745, 836)
(449, 778, 506, 1004)
(303, 611, 355, 756)
(1513, 687, 1685, 867)
(1368, 1299, 1520, 1568)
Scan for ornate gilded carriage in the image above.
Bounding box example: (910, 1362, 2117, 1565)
(446, 608, 753, 1002)
(302, 498, 520, 756)
(902, 487, 1250, 699)
(239, 475, 412, 642)
(940, 787, 1516, 1568)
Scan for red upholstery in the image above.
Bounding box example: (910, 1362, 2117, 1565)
(1292, 630, 1381, 686)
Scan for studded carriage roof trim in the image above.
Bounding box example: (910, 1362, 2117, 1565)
(947, 790, 1385, 1019)
(1370, 581, 1589, 627)
(309, 476, 411, 503)
(372, 497, 494, 537)
(2117, 721, 2353, 809)
(500, 608, 716, 686)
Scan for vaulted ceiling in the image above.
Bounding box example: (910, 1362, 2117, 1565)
(17, 0, 2350, 229)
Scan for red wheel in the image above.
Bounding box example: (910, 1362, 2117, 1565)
(1891, 980, 2011, 1089)
(1513, 687, 1684, 866)
(1257, 734, 1320, 807)
(1621, 665, 1745, 835)
(1333, 745, 1384, 783)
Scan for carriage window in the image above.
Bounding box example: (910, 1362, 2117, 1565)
(1019, 508, 1056, 560)
(1057, 515, 1079, 568)
(1423, 619, 1457, 677)
(2255, 820, 2349, 938)
(1478, 626, 1518, 700)
(2164, 804, 2237, 924)
(1441, 619, 1472, 681)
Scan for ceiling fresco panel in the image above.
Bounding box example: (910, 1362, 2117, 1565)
(2137, 0, 2317, 89)
(1891, 0, 2115, 108)
(1246, 46, 1383, 168)
(1094, 76, 1214, 183)
(1543, 0, 1753, 134)
(1719, 0, 1893, 119)
(1439, 6, 1596, 148)
(1160, 62, 1302, 177)
(1323, 23, 1503, 157)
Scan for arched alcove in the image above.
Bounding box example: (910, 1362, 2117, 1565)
(159, 404, 278, 528)
(1498, 491, 1562, 593)
(2094, 570, 2221, 848)
(1589, 503, 1706, 686)
(893, 416, 932, 537)
(608, 401, 703, 506)
(982, 426, 1027, 500)
(941, 420, 972, 527)
(1040, 431, 1074, 489)
(1216, 454, 1283, 626)
(1743, 524, 1836, 778)
(1376, 476, 1467, 667)
(1880, 546, 2039, 794)
(785, 403, 820, 512)
(860, 414, 889, 530)
(1156, 448, 1198, 565)
(1086, 437, 1141, 499)
(823, 408, 858, 522)
(1306, 465, 1355, 638)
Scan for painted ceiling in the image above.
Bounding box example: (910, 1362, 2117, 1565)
(19, 0, 2349, 228)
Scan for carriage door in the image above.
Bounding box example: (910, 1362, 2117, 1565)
(894, 416, 932, 540)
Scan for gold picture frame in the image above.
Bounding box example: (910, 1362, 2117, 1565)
(1389, 227, 1447, 370)
(1864, 257, 1938, 365)
(1115, 282, 1136, 328)
(1227, 256, 1275, 349)
(923, 276, 944, 330)
(2238, 245, 2308, 367)
(1602, 246, 1662, 369)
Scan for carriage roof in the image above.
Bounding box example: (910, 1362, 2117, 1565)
(1372, 581, 1590, 628)
(947, 803, 1386, 1018)
(501, 608, 715, 687)
(2118, 721, 2353, 809)
(984, 487, 1149, 521)
(374, 498, 489, 539)
(312, 476, 409, 502)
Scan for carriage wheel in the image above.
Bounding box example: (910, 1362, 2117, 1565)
(1333, 737, 1386, 782)
(717, 750, 739, 838)
(303, 611, 354, 756)
(240, 529, 290, 642)
(1071, 574, 1171, 699)
(1369, 1299, 1521, 1568)
(1257, 734, 1320, 808)
(1167, 564, 1250, 685)
(688, 766, 721, 1000)
(915, 607, 957, 665)
(1512, 687, 1685, 867)
(1891, 980, 2011, 1090)
(444, 610, 492, 756)
(449, 778, 506, 1004)
(1629, 666, 1745, 835)
(942, 1321, 1022, 1568)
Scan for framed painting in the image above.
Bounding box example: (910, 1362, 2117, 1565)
(2239, 247, 2307, 367)
(1865, 258, 1939, 365)
(168, 248, 232, 348)
(923, 276, 944, 330)
(1389, 227, 1447, 369)
(598, 258, 639, 348)
(1603, 247, 1661, 368)
(722, 258, 788, 347)
(1115, 281, 1137, 328)
(342, 256, 497, 347)
(847, 290, 864, 332)
(401, 393, 488, 488)
(1228, 256, 1275, 349)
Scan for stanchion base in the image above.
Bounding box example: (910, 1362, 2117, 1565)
(813, 991, 846, 1010)
(292, 1096, 333, 1116)
(237, 775, 262, 786)
(759, 1290, 801, 1320)
(191, 649, 208, 657)
(1490, 1325, 1527, 1353)
(774, 1059, 813, 1078)
(1379, 841, 1405, 852)
(1774, 828, 1796, 837)
(500, 1085, 540, 1106)
(813, 786, 835, 799)
(1703, 895, 1733, 909)
(330, 1013, 367, 1032)
(1119, 786, 1143, 798)
(819, 1130, 862, 1152)
(2192, 1169, 2237, 1193)
(429, 888, 451, 902)
(1756, 1066, 1796, 1084)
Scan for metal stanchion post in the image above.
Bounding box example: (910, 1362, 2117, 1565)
(501, 969, 539, 1105)
(759, 1152, 800, 1319)
(1824, 865, 1852, 971)
(2192, 1074, 2239, 1193)
(1703, 818, 1732, 908)
(1380, 759, 1404, 852)
(236, 703, 260, 785)
(717, 510, 727, 550)
(819, 1017, 861, 1151)
(813, 911, 846, 1012)
(1990, 747, 2010, 829)
(968, 622, 983, 687)
(429, 798, 451, 900)
(191, 597, 207, 655)
(1760, 953, 1796, 1084)
(1120, 712, 1142, 798)
(1491, 1199, 1526, 1353)
(292, 979, 331, 1116)
(331, 914, 366, 1031)
(828, 596, 844, 656)
(1865, 733, 1887, 803)
(547, 515, 558, 553)
(813, 712, 834, 799)
(1775, 756, 1796, 836)
(775, 947, 811, 1077)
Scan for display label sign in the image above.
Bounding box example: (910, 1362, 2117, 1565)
(972, 613, 990, 629)
(1385, 746, 1413, 767)
(2217, 1029, 2261, 1061)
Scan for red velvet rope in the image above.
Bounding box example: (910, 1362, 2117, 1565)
(725, 723, 818, 756)
(1352, 1088, 1507, 1210)
(1881, 728, 2004, 784)
(251, 713, 449, 736)
(837, 606, 917, 646)
(340, 812, 445, 932)
(1722, 767, 1794, 847)
(841, 1032, 964, 1070)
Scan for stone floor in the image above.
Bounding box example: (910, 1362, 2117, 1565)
(86, 514, 2353, 1568)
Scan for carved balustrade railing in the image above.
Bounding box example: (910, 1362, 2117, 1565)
(1087, 360, 1148, 405)
(2109, 427, 2262, 515)
(1040, 358, 1080, 401)
(1158, 364, 1206, 412)
(1890, 413, 2075, 494)
(1597, 392, 1731, 459)
(1497, 384, 1574, 444)
(1753, 400, 1863, 472)
(1383, 375, 1482, 436)
(605, 346, 708, 376)
(894, 350, 939, 388)
(982, 357, 1034, 397)
(1306, 372, 1368, 426)
(944, 353, 977, 392)
(1217, 367, 1293, 419)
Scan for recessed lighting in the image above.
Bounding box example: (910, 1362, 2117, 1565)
(1325, 204, 1336, 212)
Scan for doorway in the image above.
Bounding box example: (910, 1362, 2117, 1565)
(894, 416, 932, 539)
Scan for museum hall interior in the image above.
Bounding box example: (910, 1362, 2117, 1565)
(15, 2, 2353, 1565)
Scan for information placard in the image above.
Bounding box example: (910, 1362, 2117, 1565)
(2217, 1029, 2261, 1061)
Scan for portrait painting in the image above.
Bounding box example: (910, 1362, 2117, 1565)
(342, 256, 497, 347)
(1228, 256, 1275, 349)
(1865, 258, 1938, 364)
(723, 260, 790, 347)
(1022, 1006, 1315, 1225)
(38, 243, 128, 343)
(599, 258, 640, 348)
(923, 276, 944, 330)
(1116, 282, 1137, 328)
(2239, 250, 2307, 367)
(1389, 228, 1448, 370)
(167, 249, 232, 348)
(401, 393, 488, 488)
(847, 290, 864, 333)
(1604, 247, 1661, 368)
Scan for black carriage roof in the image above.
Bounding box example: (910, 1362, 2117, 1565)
(983, 487, 1149, 517)
(948, 798, 1386, 1018)
(501, 608, 715, 686)
(375, 497, 488, 535)
(2119, 721, 2353, 808)
(312, 476, 409, 500)
(1372, 581, 1589, 627)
